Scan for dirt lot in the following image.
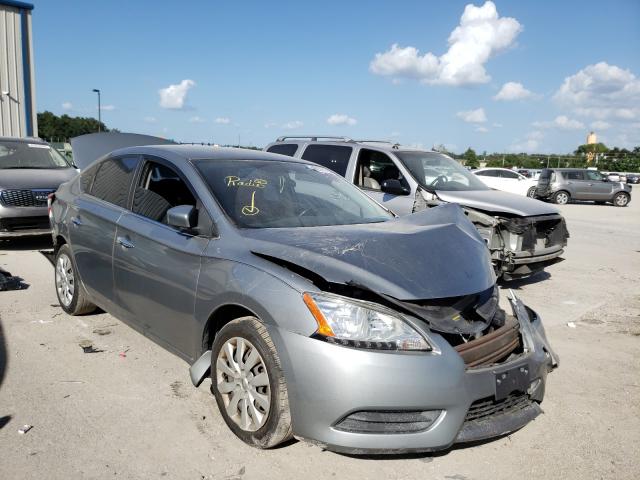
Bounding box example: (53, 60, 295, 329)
(1, 200, 639, 480)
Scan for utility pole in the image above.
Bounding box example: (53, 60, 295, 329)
(92, 89, 101, 132)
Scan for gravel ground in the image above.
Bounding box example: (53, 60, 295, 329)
(1, 200, 639, 480)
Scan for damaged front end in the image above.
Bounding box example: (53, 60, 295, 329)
(412, 189, 569, 280)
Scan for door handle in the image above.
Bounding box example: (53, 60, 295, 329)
(71, 217, 83, 227)
(117, 236, 135, 249)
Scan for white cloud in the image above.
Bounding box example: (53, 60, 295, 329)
(189, 116, 206, 123)
(215, 117, 231, 124)
(554, 62, 640, 121)
(509, 131, 544, 153)
(264, 122, 278, 129)
(457, 108, 487, 123)
(158, 79, 195, 109)
(590, 120, 611, 131)
(327, 114, 357, 126)
(533, 115, 584, 130)
(492, 122, 503, 127)
(370, 1, 522, 86)
(493, 81, 534, 101)
(143, 116, 157, 123)
(282, 120, 303, 130)
(99, 104, 115, 111)
(62, 102, 73, 110)
(475, 126, 489, 133)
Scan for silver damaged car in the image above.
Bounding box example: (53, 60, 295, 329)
(50, 145, 557, 453)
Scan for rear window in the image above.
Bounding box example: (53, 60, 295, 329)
(301, 145, 352, 176)
(266, 144, 298, 157)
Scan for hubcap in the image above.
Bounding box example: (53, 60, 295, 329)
(557, 193, 568, 204)
(528, 188, 536, 198)
(216, 337, 270, 432)
(55, 254, 75, 307)
(615, 194, 628, 206)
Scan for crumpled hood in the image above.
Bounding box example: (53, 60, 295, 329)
(436, 189, 559, 217)
(0, 168, 77, 190)
(243, 203, 495, 300)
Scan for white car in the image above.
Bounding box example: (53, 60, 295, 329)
(473, 168, 538, 198)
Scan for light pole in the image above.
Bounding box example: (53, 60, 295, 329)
(92, 89, 101, 132)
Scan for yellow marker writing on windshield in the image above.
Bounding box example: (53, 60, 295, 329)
(241, 191, 260, 216)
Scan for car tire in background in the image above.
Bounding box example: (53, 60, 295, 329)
(553, 191, 570, 205)
(527, 187, 537, 198)
(54, 244, 97, 315)
(211, 316, 293, 448)
(612, 192, 630, 207)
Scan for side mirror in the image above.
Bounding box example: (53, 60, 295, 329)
(381, 179, 410, 196)
(166, 205, 197, 230)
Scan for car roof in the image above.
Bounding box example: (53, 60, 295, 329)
(109, 144, 316, 165)
(266, 137, 441, 155)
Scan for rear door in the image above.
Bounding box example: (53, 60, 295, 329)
(565, 170, 591, 199)
(69, 156, 140, 310)
(112, 157, 209, 357)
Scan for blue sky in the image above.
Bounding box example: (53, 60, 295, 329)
(32, 0, 640, 153)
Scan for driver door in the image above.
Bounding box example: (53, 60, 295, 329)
(353, 148, 414, 215)
(584, 170, 615, 200)
(112, 157, 210, 358)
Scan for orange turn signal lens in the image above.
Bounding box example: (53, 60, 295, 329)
(303, 292, 335, 337)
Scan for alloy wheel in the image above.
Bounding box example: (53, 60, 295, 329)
(55, 254, 75, 307)
(614, 193, 629, 206)
(555, 192, 569, 204)
(216, 337, 271, 432)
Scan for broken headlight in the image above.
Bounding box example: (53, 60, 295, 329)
(303, 292, 433, 351)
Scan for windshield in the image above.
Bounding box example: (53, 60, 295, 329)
(396, 151, 489, 191)
(195, 159, 393, 228)
(0, 141, 72, 169)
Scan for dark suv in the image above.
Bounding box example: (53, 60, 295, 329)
(0, 137, 77, 237)
(536, 168, 632, 206)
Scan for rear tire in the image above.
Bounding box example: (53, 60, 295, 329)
(553, 191, 570, 205)
(54, 244, 96, 315)
(211, 316, 293, 449)
(612, 192, 630, 207)
(527, 187, 537, 198)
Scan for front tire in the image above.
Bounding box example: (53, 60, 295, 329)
(211, 316, 292, 448)
(553, 191, 570, 205)
(613, 192, 630, 207)
(54, 244, 96, 315)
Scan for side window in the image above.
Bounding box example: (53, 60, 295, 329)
(301, 145, 352, 176)
(132, 160, 196, 224)
(499, 170, 519, 179)
(355, 149, 408, 191)
(566, 171, 585, 180)
(79, 162, 101, 192)
(586, 171, 603, 181)
(266, 144, 298, 157)
(90, 156, 140, 208)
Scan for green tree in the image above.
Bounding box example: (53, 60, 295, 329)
(574, 142, 608, 156)
(37, 111, 109, 140)
(462, 147, 479, 168)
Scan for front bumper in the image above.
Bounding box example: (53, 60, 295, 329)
(0, 205, 51, 238)
(269, 295, 556, 454)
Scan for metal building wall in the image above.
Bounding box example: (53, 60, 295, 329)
(0, 1, 36, 138)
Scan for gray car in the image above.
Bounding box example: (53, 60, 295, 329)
(265, 137, 569, 280)
(536, 168, 632, 206)
(0, 137, 77, 237)
(50, 145, 557, 454)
